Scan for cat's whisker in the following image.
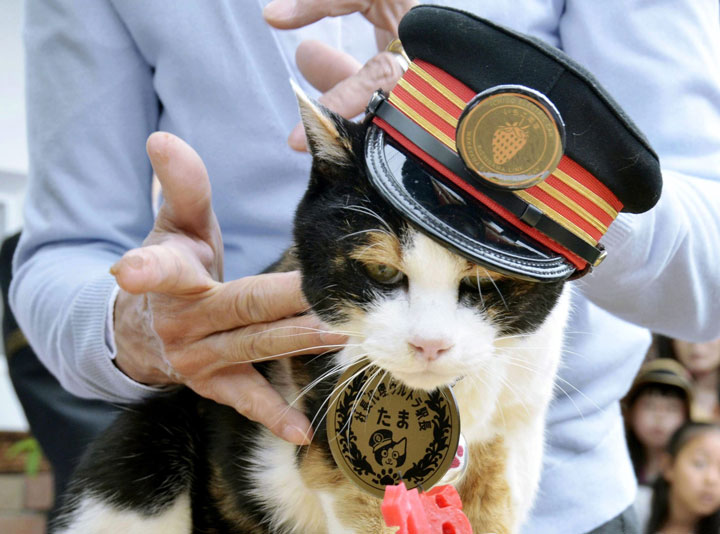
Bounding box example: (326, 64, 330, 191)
(558, 348, 594, 363)
(362, 368, 390, 433)
(464, 372, 508, 430)
(241, 344, 355, 363)
(306, 289, 340, 308)
(288, 358, 373, 459)
(341, 204, 393, 232)
(499, 356, 600, 417)
(314, 356, 377, 441)
(345, 365, 384, 437)
(496, 353, 553, 380)
(561, 330, 596, 337)
(475, 276, 487, 311)
(483, 267, 508, 310)
(549, 381, 588, 421)
(272, 364, 350, 445)
(286, 362, 349, 409)
(338, 228, 394, 241)
(353, 241, 384, 258)
(498, 345, 594, 365)
(551, 375, 602, 414)
(495, 372, 532, 418)
(210, 346, 356, 372)
(494, 332, 536, 343)
(297, 357, 376, 458)
(225, 324, 363, 340)
(495, 350, 545, 364)
(302, 354, 372, 435)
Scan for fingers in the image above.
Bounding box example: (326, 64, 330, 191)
(263, 0, 356, 30)
(289, 50, 405, 150)
(320, 50, 404, 115)
(146, 132, 215, 239)
(296, 40, 361, 93)
(202, 313, 346, 365)
(263, 0, 416, 34)
(216, 271, 309, 325)
(191, 365, 313, 445)
(110, 243, 215, 295)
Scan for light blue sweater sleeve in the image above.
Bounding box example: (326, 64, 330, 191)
(10, 0, 376, 403)
(561, 0, 720, 341)
(10, 0, 164, 401)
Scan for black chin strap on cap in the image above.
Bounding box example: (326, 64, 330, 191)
(364, 123, 579, 281)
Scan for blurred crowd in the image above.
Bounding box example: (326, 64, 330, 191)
(623, 336, 720, 533)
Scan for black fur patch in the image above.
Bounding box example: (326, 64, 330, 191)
(293, 120, 411, 322)
(459, 277, 564, 336)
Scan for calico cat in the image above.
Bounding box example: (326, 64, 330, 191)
(51, 89, 569, 534)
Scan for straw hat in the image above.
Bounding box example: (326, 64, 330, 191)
(624, 358, 694, 410)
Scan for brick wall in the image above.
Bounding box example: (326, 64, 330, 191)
(0, 432, 53, 534)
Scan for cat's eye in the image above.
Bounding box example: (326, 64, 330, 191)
(364, 263, 404, 285)
(461, 274, 487, 290)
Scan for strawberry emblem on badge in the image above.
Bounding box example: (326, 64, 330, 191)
(492, 120, 530, 165)
(456, 86, 565, 190)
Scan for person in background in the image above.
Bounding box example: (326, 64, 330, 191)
(660, 336, 720, 423)
(642, 422, 720, 534)
(624, 359, 695, 486)
(623, 359, 695, 528)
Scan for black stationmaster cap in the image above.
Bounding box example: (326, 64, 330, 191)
(364, 5, 662, 281)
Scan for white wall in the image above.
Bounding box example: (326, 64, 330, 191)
(0, 0, 28, 176)
(0, 0, 30, 431)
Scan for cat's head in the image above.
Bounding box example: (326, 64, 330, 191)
(292, 87, 565, 392)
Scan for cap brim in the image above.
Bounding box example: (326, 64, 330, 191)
(365, 124, 575, 282)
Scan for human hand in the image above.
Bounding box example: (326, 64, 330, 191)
(110, 132, 345, 445)
(263, 0, 417, 150)
(263, 0, 416, 34)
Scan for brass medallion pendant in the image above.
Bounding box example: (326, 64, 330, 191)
(327, 362, 461, 497)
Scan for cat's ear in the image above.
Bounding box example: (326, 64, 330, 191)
(396, 438, 407, 457)
(291, 79, 353, 165)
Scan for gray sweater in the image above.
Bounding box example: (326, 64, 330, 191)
(11, 0, 720, 531)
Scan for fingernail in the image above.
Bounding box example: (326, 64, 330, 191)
(146, 132, 171, 165)
(282, 424, 313, 445)
(263, 0, 295, 21)
(288, 124, 308, 151)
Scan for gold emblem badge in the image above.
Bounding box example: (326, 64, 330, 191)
(327, 362, 461, 498)
(456, 85, 565, 190)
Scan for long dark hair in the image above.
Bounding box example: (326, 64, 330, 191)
(624, 382, 692, 484)
(645, 422, 720, 534)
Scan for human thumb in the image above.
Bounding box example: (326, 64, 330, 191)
(146, 132, 214, 240)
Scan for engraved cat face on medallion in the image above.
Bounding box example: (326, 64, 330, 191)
(327, 362, 461, 497)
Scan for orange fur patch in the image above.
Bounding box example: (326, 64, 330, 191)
(350, 231, 404, 271)
(458, 437, 514, 534)
(299, 446, 393, 533)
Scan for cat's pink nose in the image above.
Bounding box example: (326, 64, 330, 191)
(408, 336, 454, 361)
